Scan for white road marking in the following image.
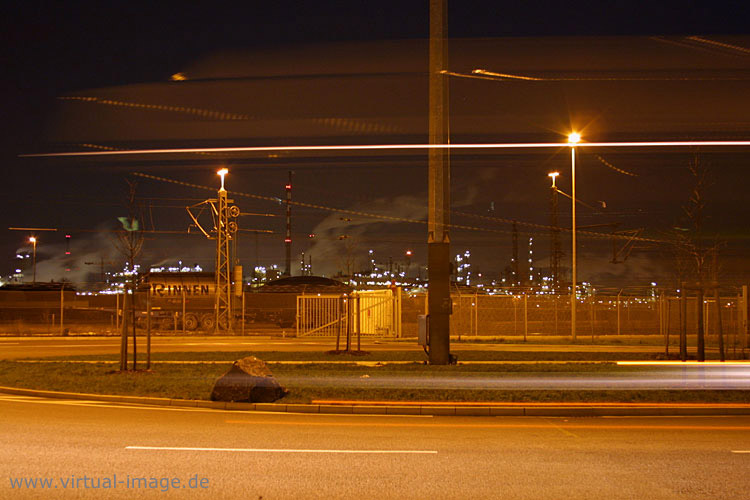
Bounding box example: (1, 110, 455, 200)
(126, 446, 437, 454)
(731, 450, 750, 454)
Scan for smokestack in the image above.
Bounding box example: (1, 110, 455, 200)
(284, 171, 292, 276)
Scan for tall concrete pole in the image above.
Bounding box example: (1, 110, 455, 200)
(512, 222, 519, 287)
(428, 0, 452, 364)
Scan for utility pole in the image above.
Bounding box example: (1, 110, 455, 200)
(215, 169, 233, 331)
(285, 171, 292, 277)
(512, 222, 519, 288)
(185, 169, 240, 332)
(570, 137, 579, 341)
(427, 0, 452, 365)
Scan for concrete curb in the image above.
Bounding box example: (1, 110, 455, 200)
(2, 385, 749, 417)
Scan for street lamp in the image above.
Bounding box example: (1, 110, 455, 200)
(548, 171, 559, 188)
(217, 168, 228, 191)
(568, 132, 581, 340)
(28, 236, 37, 283)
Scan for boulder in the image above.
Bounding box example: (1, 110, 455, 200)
(210, 356, 287, 403)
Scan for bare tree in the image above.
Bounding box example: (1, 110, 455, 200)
(337, 236, 360, 280)
(671, 156, 720, 361)
(112, 179, 145, 371)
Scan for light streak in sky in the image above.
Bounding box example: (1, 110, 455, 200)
(21, 140, 750, 158)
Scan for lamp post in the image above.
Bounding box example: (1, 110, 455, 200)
(217, 168, 228, 191)
(28, 236, 37, 283)
(215, 168, 232, 331)
(568, 132, 581, 340)
(548, 172, 560, 292)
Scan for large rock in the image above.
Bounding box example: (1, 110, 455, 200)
(210, 356, 287, 403)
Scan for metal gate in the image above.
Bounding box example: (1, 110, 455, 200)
(352, 289, 401, 337)
(296, 294, 347, 337)
(296, 289, 402, 338)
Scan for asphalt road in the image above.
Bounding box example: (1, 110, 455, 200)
(0, 336, 670, 360)
(1, 394, 749, 499)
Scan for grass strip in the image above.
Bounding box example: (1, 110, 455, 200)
(27, 349, 711, 363)
(1, 359, 749, 404)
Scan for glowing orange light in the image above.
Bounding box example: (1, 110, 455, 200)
(548, 171, 560, 188)
(28, 237, 36, 244)
(568, 132, 581, 144)
(217, 168, 228, 190)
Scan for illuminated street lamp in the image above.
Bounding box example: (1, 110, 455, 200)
(568, 132, 581, 340)
(217, 168, 228, 191)
(548, 171, 559, 188)
(28, 236, 37, 283)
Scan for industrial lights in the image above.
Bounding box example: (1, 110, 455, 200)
(217, 168, 228, 190)
(548, 172, 559, 188)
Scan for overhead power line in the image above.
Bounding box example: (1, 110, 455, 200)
(133, 172, 666, 244)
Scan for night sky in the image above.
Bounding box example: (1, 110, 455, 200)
(3, 1, 749, 289)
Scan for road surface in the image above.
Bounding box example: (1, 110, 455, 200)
(1, 394, 749, 499)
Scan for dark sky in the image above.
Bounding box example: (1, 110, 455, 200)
(3, 1, 749, 288)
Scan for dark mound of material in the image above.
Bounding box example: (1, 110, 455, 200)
(210, 356, 287, 403)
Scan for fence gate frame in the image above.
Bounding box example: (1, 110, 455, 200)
(296, 288, 402, 338)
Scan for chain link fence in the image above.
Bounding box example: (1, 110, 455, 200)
(441, 288, 748, 347)
(1, 284, 748, 354)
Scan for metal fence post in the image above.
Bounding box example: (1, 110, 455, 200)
(666, 295, 672, 357)
(590, 296, 595, 342)
(182, 287, 186, 335)
(616, 290, 622, 336)
(733, 293, 739, 359)
(59, 284, 64, 336)
(146, 290, 151, 370)
(120, 291, 128, 371)
(241, 290, 245, 336)
(680, 286, 688, 361)
(743, 285, 748, 351)
(296, 295, 301, 338)
(554, 294, 558, 335)
(715, 288, 725, 362)
(697, 287, 705, 362)
(335, 295, 342, 351)
(357, 293, 361, 351)
(523, 293, 528, 342)
(345, 294, 351, 352)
